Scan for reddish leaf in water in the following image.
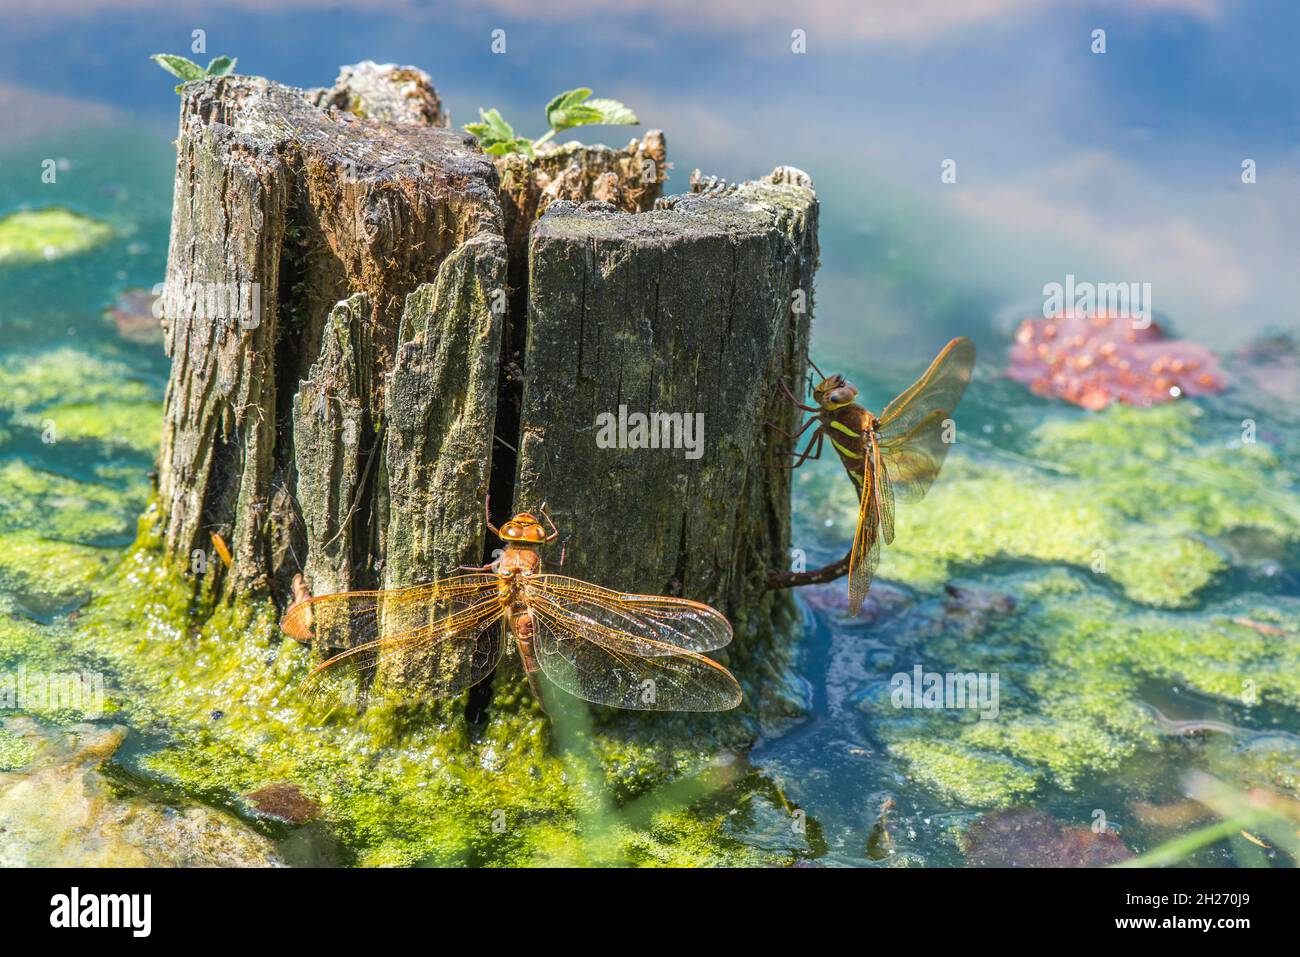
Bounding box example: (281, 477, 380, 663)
(1008, 313, 1225, 410)
(244, 783, 322, 824)
(963, 808, 1133, 867)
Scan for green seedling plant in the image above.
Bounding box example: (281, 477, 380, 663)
(464, 88, 638, 158)
(151, 53, 238, 93)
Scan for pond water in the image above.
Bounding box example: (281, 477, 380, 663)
(1, 1, 1298, 866)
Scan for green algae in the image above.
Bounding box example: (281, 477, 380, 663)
(20, 511, 810, 867)
(0, 348, 155, 414)
(861, 567, 1300, 808)
(0, 727, 37, 770)
(888, 740, 1039, 807)
(0, 348, 158, 552)
(0, 461, 144, 542)
(13, 400, 160, 454)
(0, 531, 116, 614)
(0, 208, 114, 264)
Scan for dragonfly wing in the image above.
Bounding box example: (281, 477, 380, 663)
(281, 574, 500, 649)
(870, 430, 896, 545)
(847, 450, 882, 616)
(291, 575, 507, 707)
(525, 576, 732, 653)
(529, 601, 742, 711)
(879, 337, 975, 430)
(877, 337, 975, 504)
(304, 600, 507, 707)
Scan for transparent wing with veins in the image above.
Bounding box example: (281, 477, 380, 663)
(524, 575, 733, 654)
(283, 574, 507, 706)
(876, 336, 975, 504)
(524, 577, 741, 711)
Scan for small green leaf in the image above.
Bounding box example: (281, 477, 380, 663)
(205, 55, 237, 77)
(546, 88, 639, 132)
(546, 87, 596, 132)
(151, 54, 206, 83)
(465, 108, 522, 153)
(482, 108, 516, 140)
(545, 87, 592, 120)
(484, 138, 535, 158)
(584, 98, 638, 126)
(552, 105, 605, 132)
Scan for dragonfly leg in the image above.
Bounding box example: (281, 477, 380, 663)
(767, 547, 853, 589)
(773, 375, 820, 413)
(539, 503, 560, 542)
(765, 413, 819, 441)
(290, 572, 312, 605)
(766, 429, 824, 470)
(484, 493, 500, 537)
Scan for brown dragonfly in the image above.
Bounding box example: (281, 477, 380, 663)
(770, 337, 976, 615)
(282, 505, 741, 712)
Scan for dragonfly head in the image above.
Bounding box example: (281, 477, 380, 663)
(812, 373, 858, 410)
(499, 512, 549, 545)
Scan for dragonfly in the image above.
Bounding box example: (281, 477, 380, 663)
(281, 504, 741, 712)
(770, 337, 976, 615)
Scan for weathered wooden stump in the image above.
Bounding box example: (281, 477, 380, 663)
(157, 72, 502, 606)
(155, 65, 818, 722)
(515, 173, 819, 711)
(306, 60, 448, 127)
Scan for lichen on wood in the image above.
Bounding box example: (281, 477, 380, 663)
(307, 60, 448, 127)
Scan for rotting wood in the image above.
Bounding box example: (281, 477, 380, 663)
(157, 70, 501, 604)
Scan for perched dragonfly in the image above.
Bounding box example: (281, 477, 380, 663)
(771, 337, 976, 615)
(282, 504, 741, 712)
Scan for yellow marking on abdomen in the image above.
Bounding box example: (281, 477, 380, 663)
(829, 438, 861, 459)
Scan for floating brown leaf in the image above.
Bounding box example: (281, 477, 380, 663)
(244, 783, 322, 825)
(963, 808, 1133, 867)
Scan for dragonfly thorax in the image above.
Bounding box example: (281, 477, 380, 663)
(497, 543, 543, 579)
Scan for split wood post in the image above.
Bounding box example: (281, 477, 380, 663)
(155, 66, 817, 721)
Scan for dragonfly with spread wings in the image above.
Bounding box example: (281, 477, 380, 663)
(769, 337, 976, 615)
(282, 505, 741, 713)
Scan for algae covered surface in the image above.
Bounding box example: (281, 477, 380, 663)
(0, 208, 113, 265)
(3, 119, 1300, 868)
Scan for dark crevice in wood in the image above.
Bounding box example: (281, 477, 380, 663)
(268, 204, 313, 598)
